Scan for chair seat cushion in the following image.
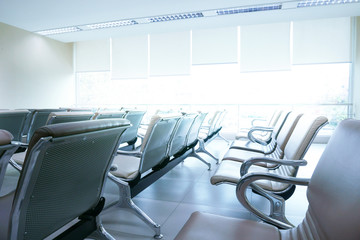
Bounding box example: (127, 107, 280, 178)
(0, 130, 13, 145)
(175, 211, 280, 240)
(110, 154, 141, 179)
(211, 160, 293, 191)
(11, 150, 26, 165)
(223, 148, 264, 163)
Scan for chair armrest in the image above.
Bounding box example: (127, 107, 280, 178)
(236, 172, 310, 229)
(11, 141, 28, 148)
(240, 157, 307, 176)
(251, 118, 267, 126)
(248, 127, 274, 145)
(117, 149, 142, 158)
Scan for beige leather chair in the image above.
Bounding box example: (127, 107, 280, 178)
(221, 112, 303, 166)
(0, 119, 131, 240)
(235, 109, 283, 141)
(211, 115, 328, 200)
(230, 111, 290, 153)
(176, 119, 360, 240)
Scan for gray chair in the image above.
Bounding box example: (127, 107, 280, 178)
(10, 111, 96, 171)
(46, 111, 95, 125)
(23, 108, 67, 143)
(185, 112, 214, 170)
(0, 130, 19, 192)
(211, 115, 328, 200)
(196, 111, 223, 164)
(121, 110, 146, 149)
(168, 113, 198, 159)
(0, 110, 30, 142)
(0, 119, 131, 240)
(93, 110, 126, 120)
(107, 114, 181, 239)
(175, 119, 360, 240)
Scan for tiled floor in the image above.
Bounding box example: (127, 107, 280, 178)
(100, 139, 326, 239)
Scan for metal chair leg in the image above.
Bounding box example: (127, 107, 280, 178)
(196, 139, 219, 164)
(108, 175, 163, 239)
(188, 148, 211, 170)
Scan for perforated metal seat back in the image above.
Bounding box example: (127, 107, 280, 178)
(122, 111, 146, 143)
(0, 110, 29, 141)
(10, 120, 130, 240)
(168, 114, 197, 157)
(140, 117, 180, 174)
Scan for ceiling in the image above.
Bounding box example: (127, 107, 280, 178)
(0, 0, 359, 43)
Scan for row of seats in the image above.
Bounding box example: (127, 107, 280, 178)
(0, 108, 229, 239)
(175, 118, 360, 240)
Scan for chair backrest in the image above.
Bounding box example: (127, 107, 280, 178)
(93, 111, 126, 120)
(186, 112, 208, 147)
(25, 109, 67, 143)
(168, 113, 198, 157)
(264, 115, 328, 192)
(46, 111, 95, 125)
(268, 109, 283, 128)
(213, 110, 227, 133)
(8, 119, 131, 240)
(0, 110, 30, 141)
(207, 111, 222, 136)
(264, 112, 303, 159)
(121, 110, 146, 143)
(281, 119, 360, 240)
(140, 115, 180, 174)
(0, 130, 18, 191)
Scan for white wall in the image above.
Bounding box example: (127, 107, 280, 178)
(0, 23, 75, 109)
(353, 17, 360, 119)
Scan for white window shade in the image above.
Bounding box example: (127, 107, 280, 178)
(75, 39, 110, 72)
(240, 22, 291, 72)
(293, 17, 351, 64)
(192, 27, 238, 64)
(111, 35, 149, 79)
(150, 31, 191, 76)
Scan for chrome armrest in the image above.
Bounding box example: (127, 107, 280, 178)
(117, 149, 142, 158)
(251, 118, 267, 126)
(240, 157, 307, 176)
(248, 127, 274, 145)
(11, 141, 28, 148)
(236, 172, 310, 229)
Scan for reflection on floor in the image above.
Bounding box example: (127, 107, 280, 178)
(100, 139, 326, 240)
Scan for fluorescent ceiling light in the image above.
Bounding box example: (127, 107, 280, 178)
(214, 4, 282, 15)
(84, 20, 138, 29)
(297, 0, 359, 7)
(36, 26, 81, 35)
(35, 3, 285, 36)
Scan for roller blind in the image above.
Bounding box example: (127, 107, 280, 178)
(192, 27, 238, 64)
(75, 39, 110, 72)
(149, 31, 191, 76)
(112, 35, 149, 79)
(293, 17, 351, 64)
(240, 22, 291, 72)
